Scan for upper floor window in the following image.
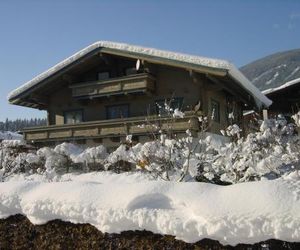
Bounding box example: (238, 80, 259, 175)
(64, 110, 83, 124)
(125, 67, 137, 76)
(98, 71, 110, 80)
(106, 104, 129, 119)
(211, 99, 220, 123)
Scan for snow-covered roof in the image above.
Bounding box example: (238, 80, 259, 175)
(8, 41, 271, 108)
(263, 77, 300, 95)
(227, 66, 271, 108)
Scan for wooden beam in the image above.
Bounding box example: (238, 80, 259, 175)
(62, 74, 77, 84)
(100, 48, 228, 77)
(205, 75, 224, 91)
(187, 69, 199, 83)
(206, 74, 251, 105)
(99, 52, 113, 65)
(30, 94, 49, 105)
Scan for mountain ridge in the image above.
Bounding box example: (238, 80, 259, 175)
(240, 48, 300, 91)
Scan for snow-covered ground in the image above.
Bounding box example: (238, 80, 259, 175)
(1, 115, 300, 246)
(0, 171, 300, 246)
(0, 131, 23, 141)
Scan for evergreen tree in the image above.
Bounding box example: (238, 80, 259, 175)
(0, 118, 47, 132)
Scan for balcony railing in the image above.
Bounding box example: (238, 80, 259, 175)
(70, 73, 155, 99)
(23, 113, 200, 143)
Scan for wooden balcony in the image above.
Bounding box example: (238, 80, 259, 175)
(70, 73, 155, 99)
(23, 113, 200, 143)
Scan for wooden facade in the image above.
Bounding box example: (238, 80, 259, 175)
(8, 42, 270, 146)
(24, 112, 199, 145)
(70, 73, 155, 99)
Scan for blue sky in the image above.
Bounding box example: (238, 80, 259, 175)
(0, 0, 299, 122)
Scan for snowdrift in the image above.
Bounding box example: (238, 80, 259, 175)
(0, 171, 299, 246)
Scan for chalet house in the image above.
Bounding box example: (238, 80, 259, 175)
(8, 41, 271, 146)
(263, 77, 300, 118)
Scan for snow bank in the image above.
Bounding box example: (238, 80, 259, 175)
(0, 171, 300, 246)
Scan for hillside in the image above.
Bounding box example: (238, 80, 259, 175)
(240, 48, 300, 91)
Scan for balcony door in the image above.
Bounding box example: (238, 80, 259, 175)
(106, 104, 129, 119)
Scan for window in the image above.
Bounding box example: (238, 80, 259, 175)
(64, 110, 83, 124)
(155, 97, 184, 115)
(124, 67, 137, 76)
(110, 137, 121, 143)
(106, 104, 129, 119)
(98, 71, 110, 80)
(226, 98, 240, 124)
(211, 99, 220, 123)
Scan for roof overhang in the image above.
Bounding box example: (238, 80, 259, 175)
(263, 77, 300, 96)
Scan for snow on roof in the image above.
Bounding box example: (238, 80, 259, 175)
(228, 66, 272, 108)
(7, 41, 271, 108)
(263, 77, 300, 95)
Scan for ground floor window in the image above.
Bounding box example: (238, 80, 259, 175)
(106, 104, 129, 119)
(64, 110, 83, 124)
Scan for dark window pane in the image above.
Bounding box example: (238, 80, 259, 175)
(125, 68, 137, 75)
(106, 105, 129, 119)
(98, 72, 110, 80)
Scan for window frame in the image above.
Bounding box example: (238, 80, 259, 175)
(98, 71, 111, 81)
(124, 67, 137, 76)
(210, 99, 220, 123)
(106, 103, 130, 120)
(63, 109, 84, 124)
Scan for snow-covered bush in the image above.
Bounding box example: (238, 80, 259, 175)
(103, 99, 210, 181)
(1, 110, 300, 184)
(36, 143, 110, 174)
(199, 115, 300, 184)
(0, 140, 37, 180)
(74, 145, 108, 171)
(0, 139, 113, 181)
(121, 111, 300, 184)
(132, 136, 194, 181)
(104, 143, 137, 173)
